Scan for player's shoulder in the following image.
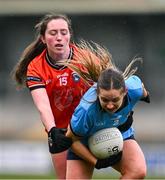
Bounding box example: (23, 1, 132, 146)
(125, 75, 143, 100)
(82, 83, 97, 104)
(77, 83, 97, 110)
(28, 49, 46, 68)
(125, 75, 142, 90)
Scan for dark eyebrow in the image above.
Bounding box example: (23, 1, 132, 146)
(61, 29, 67, 31)
(101, 96, 121, 102)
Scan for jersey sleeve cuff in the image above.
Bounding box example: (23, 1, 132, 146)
(69, 124, 83, 137)
(28, 85, 45, 91)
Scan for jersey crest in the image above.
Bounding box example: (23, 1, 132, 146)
(72, 72, 81, 82)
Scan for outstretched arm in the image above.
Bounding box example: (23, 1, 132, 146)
(141, 83, 150, 103)
(31, 88, 72, 153)
(31, 88, 55, 131)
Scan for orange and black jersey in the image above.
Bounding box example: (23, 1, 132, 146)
(26, 44, 93, 128)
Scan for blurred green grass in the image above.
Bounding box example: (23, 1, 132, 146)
(0, 174, 117, 179)
(0, 174, 165, 179)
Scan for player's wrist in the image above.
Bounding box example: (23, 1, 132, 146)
(48, 126, 56, 133)
(47, 122, 56, 132)
(89, 156, 97, 166)
(47, 126, 72, 154)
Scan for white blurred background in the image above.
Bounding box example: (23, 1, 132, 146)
(0, 0, 165, 178)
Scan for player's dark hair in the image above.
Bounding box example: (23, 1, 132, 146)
(12, 13, 72, 87)
(97, 68, 126, 93)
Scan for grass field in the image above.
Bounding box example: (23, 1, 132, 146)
(0, 174, 165, 179)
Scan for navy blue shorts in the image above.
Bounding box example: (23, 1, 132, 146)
(67, 135, 135, 160)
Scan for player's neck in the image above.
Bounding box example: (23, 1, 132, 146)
(47, 48, 71, 63)
(49, 46, 70, 62)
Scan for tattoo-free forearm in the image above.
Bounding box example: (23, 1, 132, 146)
(31, 88, 56, 131)
(71, 140, 97, 165)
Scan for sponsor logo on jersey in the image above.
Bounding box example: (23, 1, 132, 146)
(112, 115, 122, 126)
(57, 72, 69, 79)
(112, 118, 120, 126)
(45, 79, 52, 85)
(95, 121, 105, 126)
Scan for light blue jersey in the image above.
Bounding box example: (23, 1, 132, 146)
(70, 75, 143, 142)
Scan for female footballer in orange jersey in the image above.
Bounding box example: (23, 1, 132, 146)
(12, 13, 98, 179)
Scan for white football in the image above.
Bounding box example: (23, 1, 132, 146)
(88, 127, 123, 159)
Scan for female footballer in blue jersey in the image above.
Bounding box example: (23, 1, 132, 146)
(62, 41, 150, 179)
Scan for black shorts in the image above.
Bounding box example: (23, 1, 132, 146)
(67, 135, 135, 160)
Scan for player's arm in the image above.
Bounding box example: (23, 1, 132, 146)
(66, 125, 122, 169)
(31, 88, 72, 153)
(141, 83, 150, 103)
(26, 63, 72, 152)
(31, 88, 55, 131)
(66, 125, 97, 165)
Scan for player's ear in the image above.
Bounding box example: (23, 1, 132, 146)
(40, 35, 46, 44)
(124, 88, 128, 95)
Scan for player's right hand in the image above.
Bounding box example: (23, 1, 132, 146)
(95, 151, 122, 169)
(48, 127, 72, 154)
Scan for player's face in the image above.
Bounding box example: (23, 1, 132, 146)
(98, 88, 126, 113)
(42, 19, 71, 59)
